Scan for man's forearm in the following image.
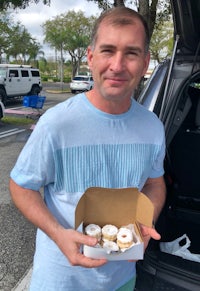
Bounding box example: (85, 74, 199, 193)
(9, 178, 64, 242)
(141, 176, 166, 223)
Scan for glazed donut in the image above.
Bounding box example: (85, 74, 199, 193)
(117, 227, 134, 249)
(103, 241, 119, 253)
(85, 224, 101, 241)
(102, 224, 118, 241)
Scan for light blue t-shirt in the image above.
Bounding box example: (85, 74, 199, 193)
(10, 93, 165, 291)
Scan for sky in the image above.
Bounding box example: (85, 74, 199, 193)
(12, 0, 101, 59)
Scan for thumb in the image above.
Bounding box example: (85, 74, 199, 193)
(140, 224, 161, 240)
(150, 228, 161, 240)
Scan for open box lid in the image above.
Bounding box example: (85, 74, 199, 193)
(75, 187, 154, 229)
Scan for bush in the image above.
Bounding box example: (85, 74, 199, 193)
(42, 76, 48, 82)
(63, 76, 71, 83)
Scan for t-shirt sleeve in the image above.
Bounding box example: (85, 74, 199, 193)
(149, 122, 166, 178)
(10, 118, 55, 191)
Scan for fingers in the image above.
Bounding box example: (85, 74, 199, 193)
(140, 224, 161, 239)
(71, 232, 107, 267)
(75, 231, 99, 247)
(58, 229, 107, 268)
(70, 252, 107, 268)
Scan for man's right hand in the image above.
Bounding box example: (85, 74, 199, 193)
(9, 179, 107, 268)
(54, 228, 107, 268)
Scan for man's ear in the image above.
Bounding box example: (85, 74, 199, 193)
(87, 46, 94, 71)
(142, 51, 150, 77)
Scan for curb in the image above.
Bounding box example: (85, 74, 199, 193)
(12, 267, 32, 291)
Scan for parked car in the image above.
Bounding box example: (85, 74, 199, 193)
(135, 0, 200, 290)
(0, 100, 4, 119)
(0, 64, 42, 105)
(70, 75, 94, 93)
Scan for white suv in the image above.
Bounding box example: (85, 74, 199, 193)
(0, 100, 4, 119)
(70, 75, 94, 94)
(0, 64, 42, 105)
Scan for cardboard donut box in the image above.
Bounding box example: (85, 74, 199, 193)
(75, 187, 154, 261)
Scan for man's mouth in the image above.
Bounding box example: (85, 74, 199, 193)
(105, 77, 127, 86)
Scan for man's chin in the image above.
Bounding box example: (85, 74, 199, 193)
(102, 87, 132, 100)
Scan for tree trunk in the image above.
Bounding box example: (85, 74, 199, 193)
(60, 46, 64, 90)
(138, 0, 158, 39)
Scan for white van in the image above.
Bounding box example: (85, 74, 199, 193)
(0, 64, 42, 105)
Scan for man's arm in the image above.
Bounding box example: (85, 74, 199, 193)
(9, 178, 107, 267)
(140, 176, 166, 250)
(142, 176, 166, 223)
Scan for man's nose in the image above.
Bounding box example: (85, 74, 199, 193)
(110, 53, 125, 72)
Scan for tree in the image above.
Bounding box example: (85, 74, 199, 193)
(62, 11, 96, 77)
(0, 0, 50, 10)
(5, 23, 42, 64)
(43, 10, 96, 79)
(0, 11, 43, 65)
(87, 0, 171, 39)
(150, 19, 173, 63)
(0, 12, 12, 62)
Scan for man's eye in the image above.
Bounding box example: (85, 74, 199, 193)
(101, 49, 113, 53)
(128, 51, 138, 56)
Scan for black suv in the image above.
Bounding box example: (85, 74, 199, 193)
(135, 0, 200, 290)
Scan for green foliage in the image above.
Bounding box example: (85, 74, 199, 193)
(42, 76, 48, 82)
(150, 19, 173, 63)
(0, 11, 44, 65)
(0, 0, 50, 10)
(2, 116, 35, 125)
(43, 10, 96, 77)
(0, 12, 12, 62)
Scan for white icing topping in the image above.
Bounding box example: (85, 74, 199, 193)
(117, 227, 133, 243)
(85, 224, 101, 237)
(103, 241, 119, 253)
(102, 224, 118, 236)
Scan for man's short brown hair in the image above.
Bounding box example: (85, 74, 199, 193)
(90, 7, 150, 54)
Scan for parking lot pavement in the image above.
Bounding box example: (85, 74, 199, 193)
(0, 132, 36, 291)
(12, 268, 32, 291)
(0, 89, 72, 290)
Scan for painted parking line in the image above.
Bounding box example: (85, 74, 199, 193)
(12, 267, 32, 291)
(8, 106, 25, 110)
(0, 128, 26, 139)
(0, 128, 20, 135)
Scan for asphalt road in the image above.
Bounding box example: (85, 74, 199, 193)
(0, 85, 72, 290)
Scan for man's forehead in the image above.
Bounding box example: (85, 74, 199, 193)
(96, 21, 145, 42)
(98, 17, 144, 34)
(101, 15, 137, 26)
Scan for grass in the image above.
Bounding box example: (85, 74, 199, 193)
(45, 89, 71, 93)
(2, 116, 36, 125)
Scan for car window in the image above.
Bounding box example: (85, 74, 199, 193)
(21, 70, 29, 77)
(73, 76, 88, 81)
(31, 70, 40, 77)
(0, 68, 6, 78)
(138, 60, 169, 115)
(9, 70, 19, 77)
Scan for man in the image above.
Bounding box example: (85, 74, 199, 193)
(10, 7, 166, 290)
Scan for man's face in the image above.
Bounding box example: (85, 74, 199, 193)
(87, 19, 150, 104)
